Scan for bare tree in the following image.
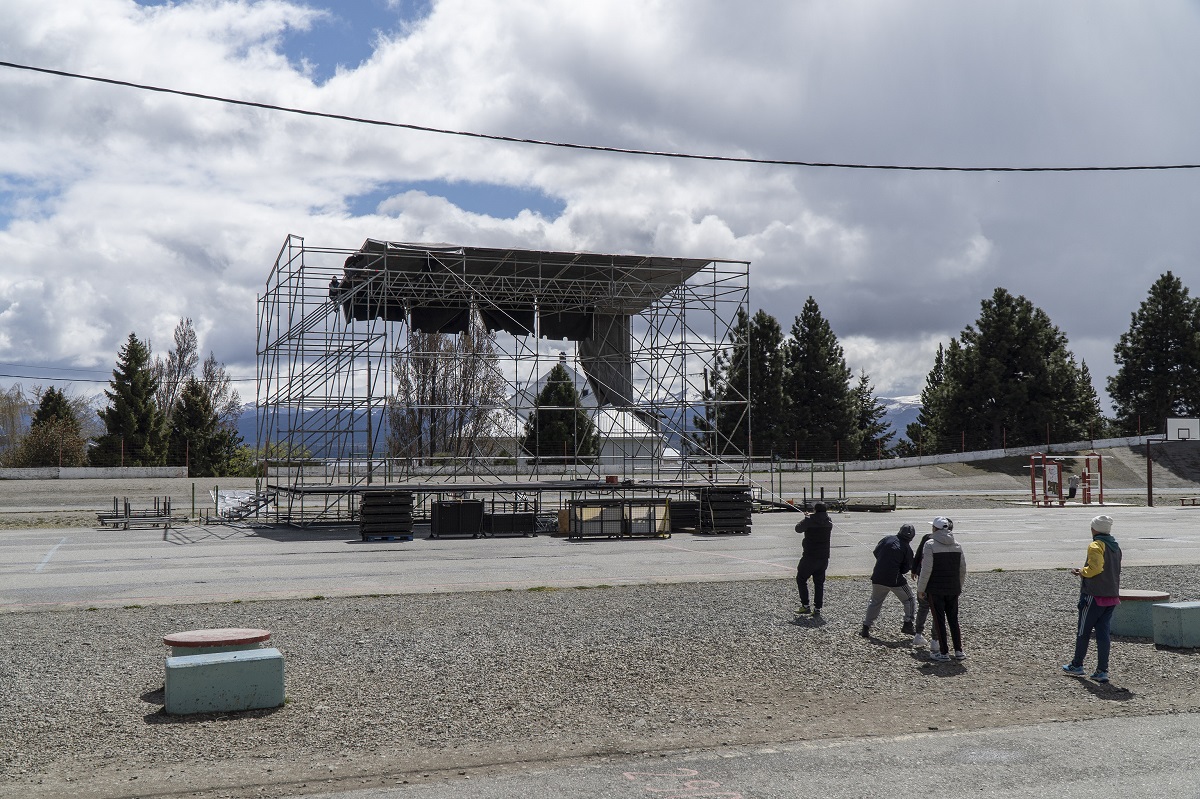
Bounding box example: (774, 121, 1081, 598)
(152, 317, 199, 422)
(387, 312, 507, 460)
(0, 384, 29, 461)
(199, 352, 243, 432)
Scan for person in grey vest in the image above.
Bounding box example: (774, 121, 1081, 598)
(916, 516, 967, 662)
(1062, 515, 1121, 683)
(909, 531, 936, 650)
(860, 523, 916, 638)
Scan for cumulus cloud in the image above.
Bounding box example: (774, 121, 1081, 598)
(3, 0, 1200, 415)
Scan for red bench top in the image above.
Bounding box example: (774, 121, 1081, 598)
(163, 628, 271, 647)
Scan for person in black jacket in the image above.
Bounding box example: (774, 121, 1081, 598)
(860, 523, 917, 638)
(794, 502, 833, 616)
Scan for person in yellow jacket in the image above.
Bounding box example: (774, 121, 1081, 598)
(1062, 515, 1121, 683)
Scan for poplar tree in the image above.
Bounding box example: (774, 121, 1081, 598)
(1107, 272, 1200, 434)
(91, 333, 167, 466)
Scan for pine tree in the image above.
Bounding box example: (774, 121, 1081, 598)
(170, 378, 239, 477)
(31, 387, 78, 429)
(519, 363, 599, 462)
(91, 333, 167, 466)
(783, 297, 856, 460)
(933, 288, 1099, 450)
(702, 307, 751, 457)
(1108, 272, 1200, 434)
(901, 342, 951, 455)
(851, 369, 895, 459)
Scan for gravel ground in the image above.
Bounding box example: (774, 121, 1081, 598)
(3, 566, 1200, 799)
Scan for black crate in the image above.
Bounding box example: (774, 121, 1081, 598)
(431, 500, 485, 538)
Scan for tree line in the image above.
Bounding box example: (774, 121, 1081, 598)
(706, 272, 1200, 461)
(0, 318, 253, 477)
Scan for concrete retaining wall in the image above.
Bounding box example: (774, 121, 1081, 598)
(752, 435, 1149, 473)
(0, 467, 189, 480)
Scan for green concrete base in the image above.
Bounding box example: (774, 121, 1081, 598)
(1111, 591, 1170, 638)
(1152, 601, 1200, 649)
(165, 648, 285, 715)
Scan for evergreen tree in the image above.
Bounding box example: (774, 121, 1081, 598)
(900, 342, 951, 455)
(1107, 271, 1200, 434)
(519, 363, 599, 462)
(851, 369, 895, 458)
(783, 297, 856, 460)
(701, 307, 751, 457)
(932, 288, 1099, 451)
(747, 310, 789, 456)
(31, 387, 77, 429)
(91, 333, 167, 466)
(170, 377, 239, 477)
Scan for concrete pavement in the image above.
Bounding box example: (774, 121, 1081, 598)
(4, 504, 1200, 611)
(303, 713, 1200, 799)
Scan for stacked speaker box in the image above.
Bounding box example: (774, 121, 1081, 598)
(697, 488, 752, 535)
(431, 499, 485, 538)
(359, 491, 414, 541)
(669, 500, 701, 533)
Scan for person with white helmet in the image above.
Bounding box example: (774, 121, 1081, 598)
(916, 516, 968, 662)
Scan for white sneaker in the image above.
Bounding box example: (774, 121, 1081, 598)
(912, 634, 927, 649)
(953, 650, 967, 660)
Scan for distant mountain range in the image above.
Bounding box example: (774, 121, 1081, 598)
(236, 395, 925, 448)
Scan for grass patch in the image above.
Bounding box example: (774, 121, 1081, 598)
(527, 586, 558, 592)
(309, 595, 325, 601)
(123, 604, 143, 609)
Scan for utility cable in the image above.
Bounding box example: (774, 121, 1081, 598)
(3, 60, 1199, 173)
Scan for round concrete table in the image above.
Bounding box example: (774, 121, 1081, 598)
(163, 627, 271, 656)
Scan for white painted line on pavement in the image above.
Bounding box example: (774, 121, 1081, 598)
(35, 537, 68, 573)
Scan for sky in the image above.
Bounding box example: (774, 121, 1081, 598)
(3, 0, 1200, 415)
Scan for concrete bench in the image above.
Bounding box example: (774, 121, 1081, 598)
(162, 627, 284, 715)
(1110, 590, 1171, 637)
(165, 648, 285, 715)
(1153, 601, 1200, 648)
(1181, 497, 1200, 506)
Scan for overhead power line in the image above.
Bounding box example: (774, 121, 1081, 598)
(4, 59, 1199, 173)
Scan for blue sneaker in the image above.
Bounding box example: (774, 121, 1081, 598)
(1090, 671, 1109, 683)
(1062, 664, 1085, 676)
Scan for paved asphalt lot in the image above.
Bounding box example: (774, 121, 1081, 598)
(4, 503, 1200, 611)
(302, 714, 1200, 799)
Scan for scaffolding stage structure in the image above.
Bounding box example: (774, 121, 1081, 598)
(256, 235, 751, 525)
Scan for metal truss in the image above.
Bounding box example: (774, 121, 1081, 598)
(256, 235, 750, 524)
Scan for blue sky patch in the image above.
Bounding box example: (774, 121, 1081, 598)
(349, 180, 566, 220)
(134, 1, 432, 84)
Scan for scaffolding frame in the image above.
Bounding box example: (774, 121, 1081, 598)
(256, 235, 750, 524)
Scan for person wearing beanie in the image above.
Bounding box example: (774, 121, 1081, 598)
(860, 523, 917, 638)
(794, 502, 833, 616)
(1062, 515, 1122, 683)
(916, 516, 968, 661)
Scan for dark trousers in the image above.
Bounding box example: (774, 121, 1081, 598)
(796, 557, 828, 609)
(928, 593, 962, 654)
(1071, 593, 1115, 672)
